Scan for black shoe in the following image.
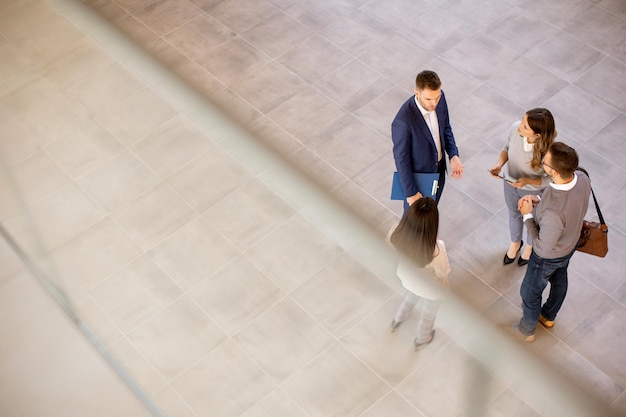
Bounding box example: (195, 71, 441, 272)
(390, 320, 402, 332)
(517, 256, 529, 266)
(414, 330, 436, 351)
(503, 240, 523, 265)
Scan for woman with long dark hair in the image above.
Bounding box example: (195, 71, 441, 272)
(389, 197, 450, 350)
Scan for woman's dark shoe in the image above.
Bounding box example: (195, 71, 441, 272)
(414, 330, 436, 351)
(390, 320, 402, 332)
(503, 240, 523, 265)
(517, 256, 529, 266)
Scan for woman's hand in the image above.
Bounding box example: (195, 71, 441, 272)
(489, 166, 502, 178)
(510, 177, 529, 188)
(511, 177, 541, 188)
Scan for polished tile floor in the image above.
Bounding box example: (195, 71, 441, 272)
(1, 0, 626, 416)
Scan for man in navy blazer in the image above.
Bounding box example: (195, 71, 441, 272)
(392, 70, 463, 209)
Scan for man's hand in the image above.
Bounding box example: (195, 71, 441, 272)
(407, 192, 423, 206)
(519, 199, 533, 215)
(450, 156, 463, 179)
(518, 195, 539, 213)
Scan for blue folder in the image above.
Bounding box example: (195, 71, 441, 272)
(390, 171, 439, 200)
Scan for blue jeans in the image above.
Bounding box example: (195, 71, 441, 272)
(518, 248, 576, 336)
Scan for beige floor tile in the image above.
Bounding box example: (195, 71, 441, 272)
(575, 57, 626, 114)
(0, 0, 57, 41)
(341, 296, 449, 387)
(359, 391, 421, 417)
(247, 116, 303, 156)
(78, 150, 160, 212)
(351, 153, 399, 211)
(205, 179, 296, 250)
(355, 87, 407, 138)
(564, 6, 626, 53)
(291, 253, 393, 336)
(317, 10, 393, 56)
(230, 60, 308, 113)
(108, 336, 168, 394)
(484, 8, 558, 55)
(152, 385, 197, 417)
(48, 217, 143, 295)
(166, 148, 251, 212)
(10, 16, 85, 67)
(67, 61, 145, 115)
(93, 88, 177, 147)
(488, 58, 568, 110)
(241, 11, 313, 58)
(128, 295, 227, 381)
(42, 38, 115, 91)
(401, 8, 474, 55)
(565, 299, 626, 388)
(0, 117, 40, 165)
(281, 1, 354, 32)
(0, 272, 154, 417)
(313, 118, 389, 178)
(3, 182, 107, 253)
(196, 36, 272, 86)
(244, 214, 344, 292)
(115, 0, 159, 14)
(163, 14, 234, 62)
(134, 0, 201, 36)
(148, 217, 240, 290)
(358, 34, 435, 86)
(110, 183, 196, 251)
(545, 342, 624, 406)
(276, 34, 351, 84)
(191, 256, 284, 335)
(239, 388, 307, 417)
(0, 236, 24, 283)
(172, 339, 275, 417)
(329, 180, 395, 230)
(132, 115, 214, 178)
(266, 86, 350, 148)
(544, 85, 621, 144)
(480, 389, 542, 417)
(234, 298, 334, 382)
(283, 342, 390, 417)
(397, 341, 507, 417)
(71, 294, 124, 346)
(209, 0, 278, 33)
(45, 120, 124, 179)
(315, 58, 395, 113)
(113, 14, 160, 45)
(89, 255, 182, 332)
(285, 147, 347, 191)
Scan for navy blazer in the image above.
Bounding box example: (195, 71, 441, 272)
(391, 91, 459, 198)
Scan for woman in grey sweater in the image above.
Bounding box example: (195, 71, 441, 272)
(489, 108, 556, 266)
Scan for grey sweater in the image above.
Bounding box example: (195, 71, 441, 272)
(524, 172, 591, 259)
(502, 121, 551, 190)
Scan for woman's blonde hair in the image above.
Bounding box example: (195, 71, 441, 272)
(526, 108, 557, 170)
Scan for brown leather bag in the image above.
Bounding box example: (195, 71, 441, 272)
(576, 168, 608, 257)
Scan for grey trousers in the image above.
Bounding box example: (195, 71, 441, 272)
(503, 180, 542, 243)
(394, 291, 442, 343)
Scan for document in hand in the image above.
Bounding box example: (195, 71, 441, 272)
(390, 171, 439, 200)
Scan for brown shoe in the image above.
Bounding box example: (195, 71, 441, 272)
(539, 315, 555, 328)
(505, 325, 535, 343)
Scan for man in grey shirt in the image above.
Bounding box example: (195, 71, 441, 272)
(512, 142, 591, 342)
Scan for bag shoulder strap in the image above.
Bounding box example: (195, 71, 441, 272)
(577, 167, 605, 225)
